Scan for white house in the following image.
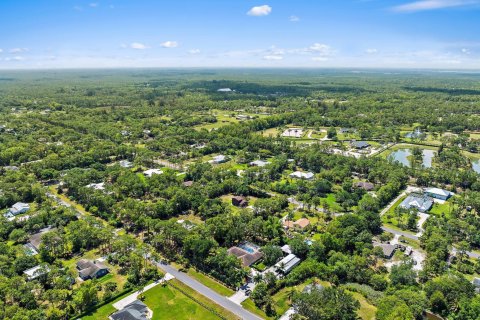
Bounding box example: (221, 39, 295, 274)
(143, 169, 163, 177)
(289, 171, 314, 180)
(8, 202, 30, 216)
(275, 253, 301, 275)
(119, 160, 133, 168)
(249, 160, 271, 167)
(425, 188, 453, 201)
(209, 155, 227, 164)
(24, 265, 49, 281)
(86, 182, 105, 191)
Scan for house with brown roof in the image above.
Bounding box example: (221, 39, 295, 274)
(283, 218, 310, 231)
(227, 243, 263, 267)
(232, 196, 248, 208)
(294, 218, 310, 230)
(354, 181, 375, 191)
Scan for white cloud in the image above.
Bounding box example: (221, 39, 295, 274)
(247, 5, 272, 16)
(263, 55, 283, 60)
(307, 43, 334, 56)
(365, 48, 378, 54)
(9, 48, 28, 53)
(392, 0, 478, 13)
(5, 56, 25, 61)
(161, 41, 178, 48)
(289, 15, 300, 22)
(312, 57, 329, 62)
(188, 49, 201, 54)
(129, 42, 149, 50)
(89, 3, 99, 8)
(0, 49, 3, 53)
(73, 5, 83, 11)
(461, 48, 471, 54)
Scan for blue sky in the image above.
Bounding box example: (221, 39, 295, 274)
(0, 0, 480, 69)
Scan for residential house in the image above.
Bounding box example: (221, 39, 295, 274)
(282, 128, 304, 138)
(275, 253, 301, 275)
(354, 181, 375, 191)
(24, 265, 50, 281)
(295, 218, 310, 230)
(232, 196, 248, 208)
(281, 245, 292, 255)
(8, 202, 30, 216)
(143, 169, 163, 177)
(289, 171, 314, 180)
(183, 180, 193, 187)
(284, 218, 311, 231)
(119, 160, 133, 168)
(76, 259, 109, 280)
(227, 243, 264, 267)
(400, 194, 434, 212)
(249, 160, 271, 167)
(425, 187, 452, 201)
(340, 128, 356, 134)
(351, 141, 370, 149)
(28, 227, 55, 251)
(472, 278, 480, 293)
(110, 300, 152, 320)
(209, 155, 227, 164)
(374, 242, 397, 259)
(303, 283, 325, 294)
(86, 182, 106, 191)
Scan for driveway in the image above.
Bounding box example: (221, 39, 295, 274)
(113, 273, 174, 310)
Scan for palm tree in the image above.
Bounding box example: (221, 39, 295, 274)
(287, 287, 296, 303)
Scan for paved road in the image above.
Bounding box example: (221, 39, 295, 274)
(154, 262, 262, 320)
(381, 226, 480, 259)
(382, 226, 419, 241)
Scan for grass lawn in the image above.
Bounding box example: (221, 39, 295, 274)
(241, 298, 273, 320)
(80, 290, 132, 320)
(399, 236, 421, 249)
(49, 185, 91, 217)
(348, 291, 377, 320)
(260, 127, 281, 137)
(186, 268, 235, 296)
(272, 279, 330, 315)
(143, 282, 222, 320)
(430, 201, 455, 218)
(322, 193, 342, 212)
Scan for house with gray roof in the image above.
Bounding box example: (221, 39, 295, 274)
(76, 259, 109, 280)
(425, 188, 452, 201)
(275, 253, 301, 275)
(110, 300, 151, 320)
(373, 242, 397, 259)
(8, 202, 30, 216)
(399, 194, 434, 212)
(351, 141, 370, 149)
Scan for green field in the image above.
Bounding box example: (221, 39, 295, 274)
(81, 280, 237, 320)
(144, 283, 221, 320)
(186, 268, 235, 296)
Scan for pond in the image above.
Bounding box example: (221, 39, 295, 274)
(472, 159, 480, 174)
(388, 148, 435, 168)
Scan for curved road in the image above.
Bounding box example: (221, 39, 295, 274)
(154, 262, 262, 320)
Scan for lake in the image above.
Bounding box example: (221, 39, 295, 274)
(388, 148, 435, 168)
(472, 159, 480, 174)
